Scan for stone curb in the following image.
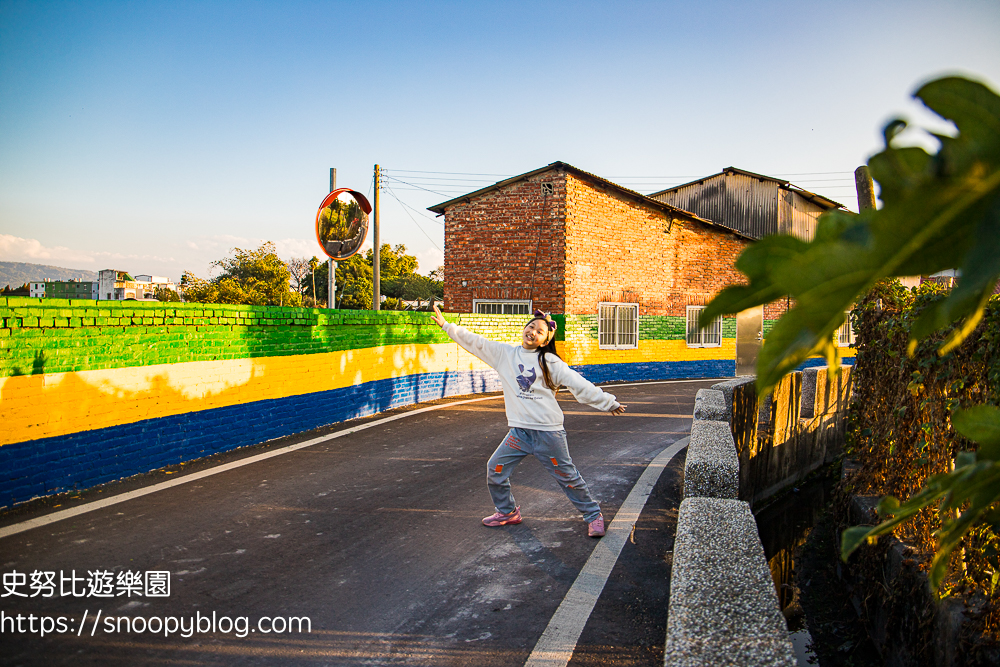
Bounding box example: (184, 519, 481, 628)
(683, 419, 739, 500)
(693, 388, 728, 422)
(665, 497, 796, 667)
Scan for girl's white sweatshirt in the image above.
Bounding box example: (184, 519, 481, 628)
(443, 322, 620, 431)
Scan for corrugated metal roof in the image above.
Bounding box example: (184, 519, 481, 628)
(650, 166, 845, 210)
(426, 161, 755, 239)
(649, 167, 846, 240)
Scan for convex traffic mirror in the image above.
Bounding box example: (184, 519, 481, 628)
(315, 189, 372, 260)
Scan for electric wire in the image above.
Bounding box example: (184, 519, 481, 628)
(385, 193, 445, 225)
(381, 181, 443, 252)
(380, 174, 455, 198)
(381, 167, 861, 209)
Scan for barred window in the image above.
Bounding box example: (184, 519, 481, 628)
(686, 306, 722, 348)
(473, 299, 532, 315)
(836, 311, 856, 347)
(598, 303, 638, 350)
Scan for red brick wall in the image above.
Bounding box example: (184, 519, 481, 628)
(442, 168, 755, 316)
(563, 173, 750, 316)
(443, 171, 567, 313)
(765, 300, 792, 321)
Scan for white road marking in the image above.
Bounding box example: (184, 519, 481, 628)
(523, 436, 690, 667)
(0, 395, 501, 540)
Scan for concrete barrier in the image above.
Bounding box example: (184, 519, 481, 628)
(666, 368, 855, 666)
(711, 368, 853, 505)
(683, 417, 739, 500)
(665, 497, 796, 667)
(693, 387, 729, 421)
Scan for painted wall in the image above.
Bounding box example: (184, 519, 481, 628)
(0, 297, 740, 508)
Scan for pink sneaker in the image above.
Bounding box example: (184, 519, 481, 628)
(482, 506, 522, 527)
(588, 515, 605, 538)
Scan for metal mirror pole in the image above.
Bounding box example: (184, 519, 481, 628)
(373, 164, 381, 311)
(328, 168, 337, 309)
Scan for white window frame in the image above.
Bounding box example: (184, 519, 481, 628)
(686, 306, 722, 348)
(598, 302, 639, 350)
(836, 310, 856, 347)
(473, 299, 532, 315)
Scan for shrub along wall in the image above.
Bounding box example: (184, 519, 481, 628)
(845, 280, 1000, 657)
(0, 297, 739, 508)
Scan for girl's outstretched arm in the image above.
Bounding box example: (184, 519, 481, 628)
(431, 303, 506, 368)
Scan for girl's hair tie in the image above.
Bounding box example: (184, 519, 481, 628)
(533, 310, 557, 331)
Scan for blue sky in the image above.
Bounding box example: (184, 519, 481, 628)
(1, 0, 998, 281)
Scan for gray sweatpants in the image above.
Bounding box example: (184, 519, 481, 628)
(487, 427, 602, 523)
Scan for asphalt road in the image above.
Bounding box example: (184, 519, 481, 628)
(0, 378, 718, 666)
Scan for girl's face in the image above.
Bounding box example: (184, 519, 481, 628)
(522, 319, 551, 350)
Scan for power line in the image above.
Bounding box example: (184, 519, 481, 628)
(381, 173, 504, 184)
(383, 168, 513, 177)
(381, 174, 454, 198)
(386, 191, 446, 225)
(381, 181, 443, 252)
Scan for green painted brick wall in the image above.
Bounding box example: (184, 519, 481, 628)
(0, 298, 534, 378)
(0, 297, 737, 378)
(565, 313, 737, 342)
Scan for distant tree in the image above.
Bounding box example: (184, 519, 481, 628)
(287, 257, 310, 297)
(304, 243, 426, 310)
(1, 283, 30, 296)
(182, 242, 302, 307)
(383, 273, 443, 308)
(153, 287, 181, 302)
(332, 252, 371, 309)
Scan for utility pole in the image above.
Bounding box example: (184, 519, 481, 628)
(373, 164, 381, 311)
(854, 166, 877, 211)
(328, 168, 337, 309)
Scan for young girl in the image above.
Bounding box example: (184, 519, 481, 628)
(431, 305, 626, 538)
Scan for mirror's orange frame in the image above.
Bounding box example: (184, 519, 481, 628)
(315, 188, 373, 260)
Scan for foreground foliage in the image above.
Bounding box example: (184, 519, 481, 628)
(702, 74, 1000, 594)
(702, 76, 1000, 394)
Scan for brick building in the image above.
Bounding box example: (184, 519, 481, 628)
(429, 161, 753, 320)
(429, 161, 857, 375)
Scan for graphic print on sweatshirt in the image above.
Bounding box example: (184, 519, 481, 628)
(516, 364, 537, 392)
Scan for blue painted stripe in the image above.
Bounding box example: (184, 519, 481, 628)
(0, 359, 732, 507)
(796, 356, 855, 371)
(572, 359, 735, 384)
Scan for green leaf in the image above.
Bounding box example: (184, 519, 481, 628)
(702, 75, 1000, 398)
(877, 495, 901, 517)
(952, 405, 1000, 460)
(916, 76, 1000, 163)
(698, 283, 783, 329)
(841, 526, 876, 560)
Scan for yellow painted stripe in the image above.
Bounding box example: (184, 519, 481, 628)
(0, 339, 734, 447)
(557, 338, 736, 366)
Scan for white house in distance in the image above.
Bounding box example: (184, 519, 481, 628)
(28, 271, 176, 300)
(134, 275, 177, 297)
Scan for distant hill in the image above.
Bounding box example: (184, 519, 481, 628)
(0, 262, 99, 289)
